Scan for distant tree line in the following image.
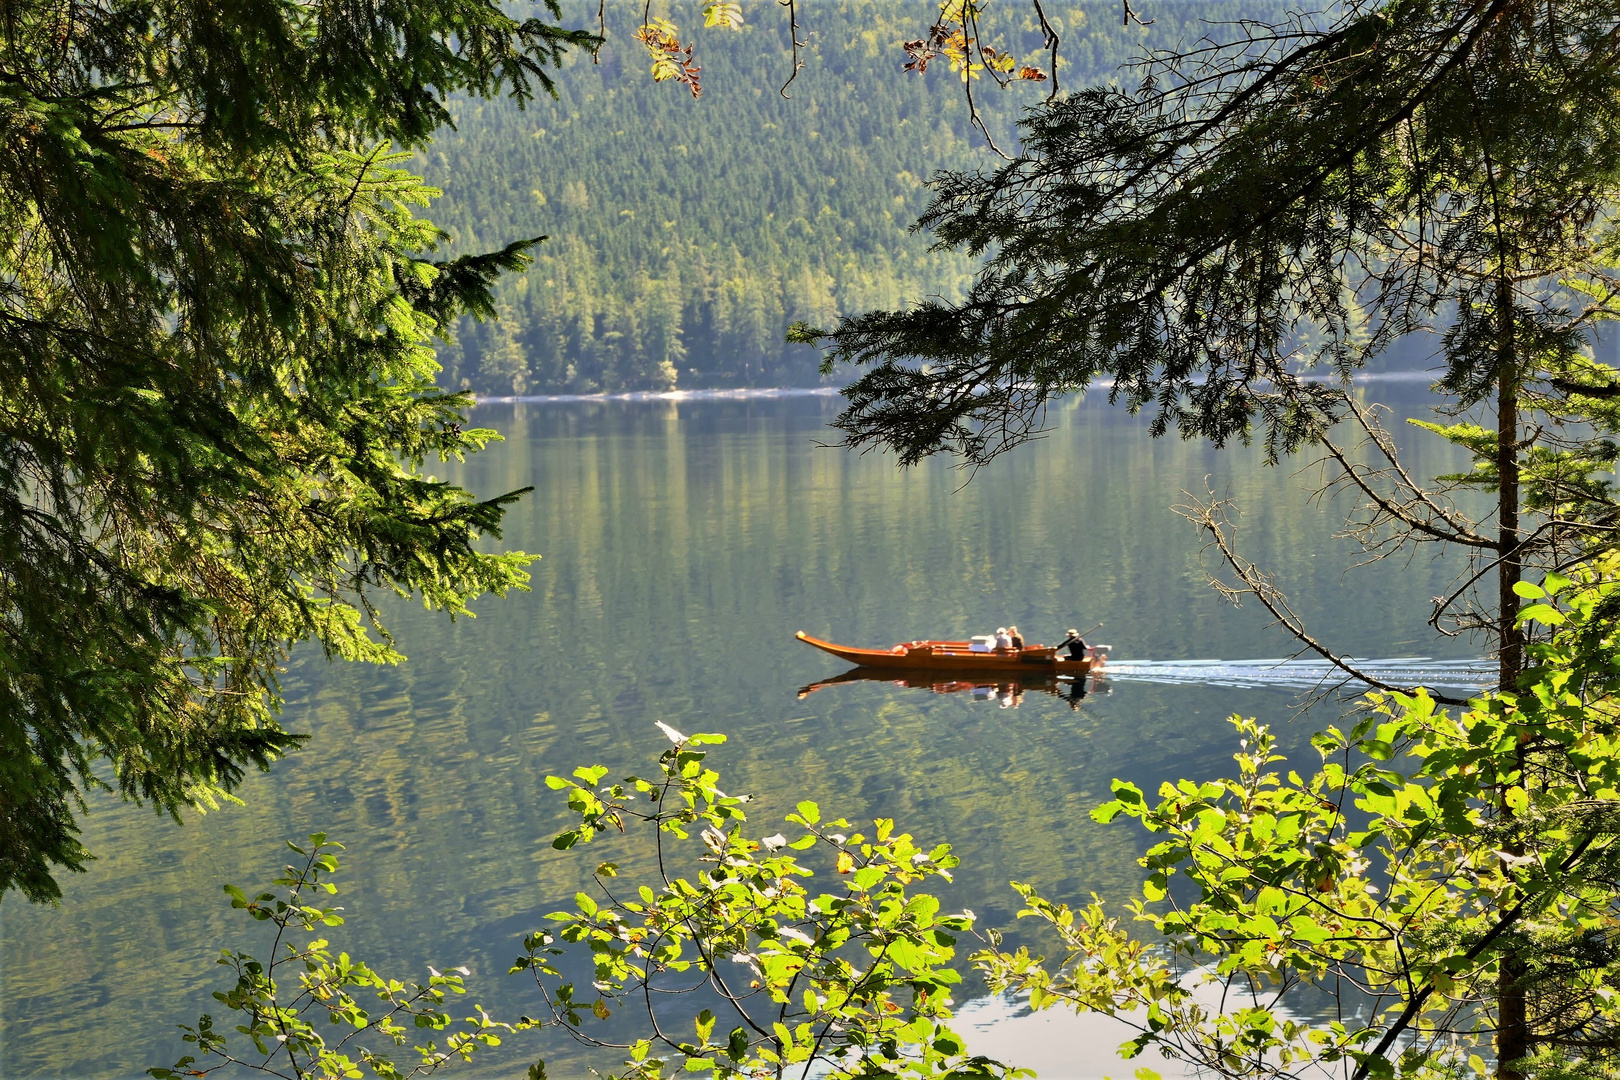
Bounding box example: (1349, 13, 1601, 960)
(425, 0, 1290, 396)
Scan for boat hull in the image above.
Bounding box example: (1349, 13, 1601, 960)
(795, 630, 1096, 675)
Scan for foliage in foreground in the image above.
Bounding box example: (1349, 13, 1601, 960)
(0, 0, 596, 902)
(515, 727, 1018, 1079)
(155, 741, 1018, 1080)
(150, 835, 522, 1080)
(977, 560, 1620, 1080)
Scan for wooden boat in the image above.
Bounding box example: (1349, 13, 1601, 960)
(795, 630, 1101, 675)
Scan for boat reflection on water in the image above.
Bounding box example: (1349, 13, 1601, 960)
(798, 666, 1109, 709)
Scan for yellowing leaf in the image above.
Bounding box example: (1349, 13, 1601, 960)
(702, 2, 743, 30)
(835, 850, 855, 874)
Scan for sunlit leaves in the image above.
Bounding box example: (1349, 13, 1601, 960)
(976, 560, 1620, 1080)
(635, 18, 702, 98)
(899, 1, 1048, 87)
(701, 3, 744, 31)
(522, 735, 1016, 1079)
(150, 837, 524, 1080)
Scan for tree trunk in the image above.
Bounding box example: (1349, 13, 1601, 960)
(1497, 293, 1522, 690)
(1495, 269, 1527, 1080)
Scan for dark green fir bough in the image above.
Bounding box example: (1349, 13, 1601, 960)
(0, 0, 595, 902)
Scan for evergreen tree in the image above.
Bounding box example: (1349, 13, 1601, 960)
(0, 0, 593, 902)
(807, 2, 1620, 1074)
(815, 0, 1620, 674)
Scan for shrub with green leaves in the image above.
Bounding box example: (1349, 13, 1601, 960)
(517, 729, 1018, 1080)
(150, 835, 526, 1080)
(975, 559, 1620, 1080)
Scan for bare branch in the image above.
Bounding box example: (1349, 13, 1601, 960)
(1332, 392, 1495, 545)
(1178, 489, 1473, 704)
(778, 0, 805, 98)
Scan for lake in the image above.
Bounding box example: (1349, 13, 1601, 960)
(1, 384, 1486, 1078)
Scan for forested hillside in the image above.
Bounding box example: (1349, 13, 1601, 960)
(423, 1, 1285, 396)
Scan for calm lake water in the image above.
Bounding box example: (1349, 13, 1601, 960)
(2, 385, 1485, 1079)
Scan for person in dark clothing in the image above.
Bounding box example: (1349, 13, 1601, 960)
(1008, 626, 1025, 650)
(1057, 628, 1088, 660)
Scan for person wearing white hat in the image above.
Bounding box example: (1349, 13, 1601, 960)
(1057, 627, 1088, 661)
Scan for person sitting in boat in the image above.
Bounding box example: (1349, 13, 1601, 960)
(1008, 625, 1025, 650)
(994, 627, 1013, 651)
(1057, 628, 1088, 660)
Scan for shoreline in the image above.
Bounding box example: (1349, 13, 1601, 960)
(472, 369, 1442, 406)
(473, 386, 841, 405)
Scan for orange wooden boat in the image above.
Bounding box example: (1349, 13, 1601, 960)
(795, 630, 1101, 675)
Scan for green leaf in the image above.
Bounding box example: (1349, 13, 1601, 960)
(795, 801, 821, 825)
(852, 865, 886, 891)
(1110, 780, 1145, 805)
(1519, 603, 1567, 626)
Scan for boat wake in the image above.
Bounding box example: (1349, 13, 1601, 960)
(1101, 656, 1495, 693)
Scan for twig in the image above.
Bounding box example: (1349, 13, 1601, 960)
(779, 0, 804, 97)
(1179, 488, 1471, 705)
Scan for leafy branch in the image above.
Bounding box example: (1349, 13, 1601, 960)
(976, 559, 1620, 1080)
(515, 728, 1021, 1080)
(150, 835, 525, 1080)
